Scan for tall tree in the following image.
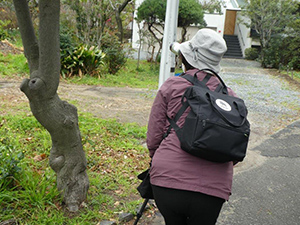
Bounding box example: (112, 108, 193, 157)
(137, 0, 206, 60)
(242, 0, 298, 67)
(12, 0, 89, 212)
(178, 0, 206, 42)
(136, 0, 166, 61)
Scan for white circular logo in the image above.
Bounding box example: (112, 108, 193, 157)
(215, 99, 232, 111)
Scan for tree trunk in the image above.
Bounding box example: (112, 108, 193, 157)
(115, 9, 124, 43)
(115, 0, 132, 43)
(13, 0, 89, 212)
(181, 26, 188, 43)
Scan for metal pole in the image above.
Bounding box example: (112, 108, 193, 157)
(133, 198, 149, 225)
(158, 0, 179, 88)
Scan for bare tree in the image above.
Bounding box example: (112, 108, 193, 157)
(13, 0, 89, 212)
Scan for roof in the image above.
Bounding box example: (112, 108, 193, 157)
(236, 0, 247, 7)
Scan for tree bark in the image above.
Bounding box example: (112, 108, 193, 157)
(115, 0, 132, 43)
(181, 26, 188, 43)
(13, 0, 89, 212)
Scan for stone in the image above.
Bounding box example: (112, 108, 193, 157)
(0, 219, 18, 225)
(119, 212, 134, 222)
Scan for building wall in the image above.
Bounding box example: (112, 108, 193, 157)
(235, 12, 252, 57)
(203, 13, 226, 35)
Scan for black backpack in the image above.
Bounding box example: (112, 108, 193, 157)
(164, 69, 250, 163)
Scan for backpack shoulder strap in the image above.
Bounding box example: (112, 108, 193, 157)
(180, 70, 228, 94)
(180, 72, 209, 89)
(201, 69, 228, 94)
(163, 100, 189, 139)
(164, 69, 228, 139)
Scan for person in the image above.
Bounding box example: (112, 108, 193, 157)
(146, 28, 237, 225)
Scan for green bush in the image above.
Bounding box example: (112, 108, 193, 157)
(262, 36, 283, 68)
(244, 47, 259, 60)
(101, 34, 127, 75)
(0, 144, 24, 188)
(60, 44, 105, 78)
(281, 36, 300, 71)
(0, 20, 11, 41)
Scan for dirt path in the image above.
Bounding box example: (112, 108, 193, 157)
(1, 59, 300, 175)
(1, 59, 300, 225)
(0, 78, 156, 126)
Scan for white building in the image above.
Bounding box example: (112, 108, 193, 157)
(131, 0, 257, 59)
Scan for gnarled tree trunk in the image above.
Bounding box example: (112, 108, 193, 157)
(13, 0, 89, 212)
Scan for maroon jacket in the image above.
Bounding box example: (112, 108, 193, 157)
(147, 69, 237, 200)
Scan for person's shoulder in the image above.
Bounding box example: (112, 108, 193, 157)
(158, 75, 190, 98)
(162, 75, 189, 88)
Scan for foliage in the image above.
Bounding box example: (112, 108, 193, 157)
(178, 0, 206, 42)
(261, 36, 282, 68)
(0, 50, 159, 89)
(100, 33, 127, 75)
(64, 0, 106, 46)
(0, 112, 149, 223)
(0, 1, 18, 30)
(63, 0, 134, 45)
(280, 16, 300, 70)
(65, 58, 159, 89)
(137, 0, 206, 60)
(244, 47, 259, 60)
(136, 0, 166, 61)
(0, 20, 11, 41)
(60, 44, 106, 78)
(201, 0, 224, 14)
(241, 0, 298, 67)
(0, 144, 24, 188)
(255, 6, 300, 70)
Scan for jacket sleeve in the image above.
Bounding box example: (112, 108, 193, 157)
(146, 88, 168, 158)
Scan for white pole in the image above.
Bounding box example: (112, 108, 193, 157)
(158, 0, 179, 88)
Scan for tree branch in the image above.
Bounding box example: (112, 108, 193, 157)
(39, 0, 60, 96)
(118, 0, 132, 13)
(13, 0, 39, 73)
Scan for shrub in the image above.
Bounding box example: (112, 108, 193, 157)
(60, 44, 105, 78)
(244, 47, 259, 60)
(262, 36, 283, 68)
(0, 20, 11, 41)
(101, 34, 127, 75)
(0, 144, 24, 188)
(281, 37, 300, 71)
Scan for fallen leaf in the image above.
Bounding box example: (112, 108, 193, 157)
(33, 153, 47, 162)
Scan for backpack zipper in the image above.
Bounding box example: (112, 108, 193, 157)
(202, 119, 250, 137)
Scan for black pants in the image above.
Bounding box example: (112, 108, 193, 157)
(152, 185, 225, 225)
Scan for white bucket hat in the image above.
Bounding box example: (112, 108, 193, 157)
(177, 28, 227, 73)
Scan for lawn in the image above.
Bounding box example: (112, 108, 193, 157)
(0, 47, 158, 224)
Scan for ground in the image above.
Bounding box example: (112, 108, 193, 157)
(1, 40, 300, 224)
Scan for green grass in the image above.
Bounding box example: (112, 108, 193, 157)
(0, 52, 29, 78)
(0, 42, 152, 223)
(0, 50, 160, 89)
(286, 70, 300, 82)
(64, 58, 160, 89)
(0, 112, 149, 224)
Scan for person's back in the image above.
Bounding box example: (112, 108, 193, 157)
(147, 28, 238, 225)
